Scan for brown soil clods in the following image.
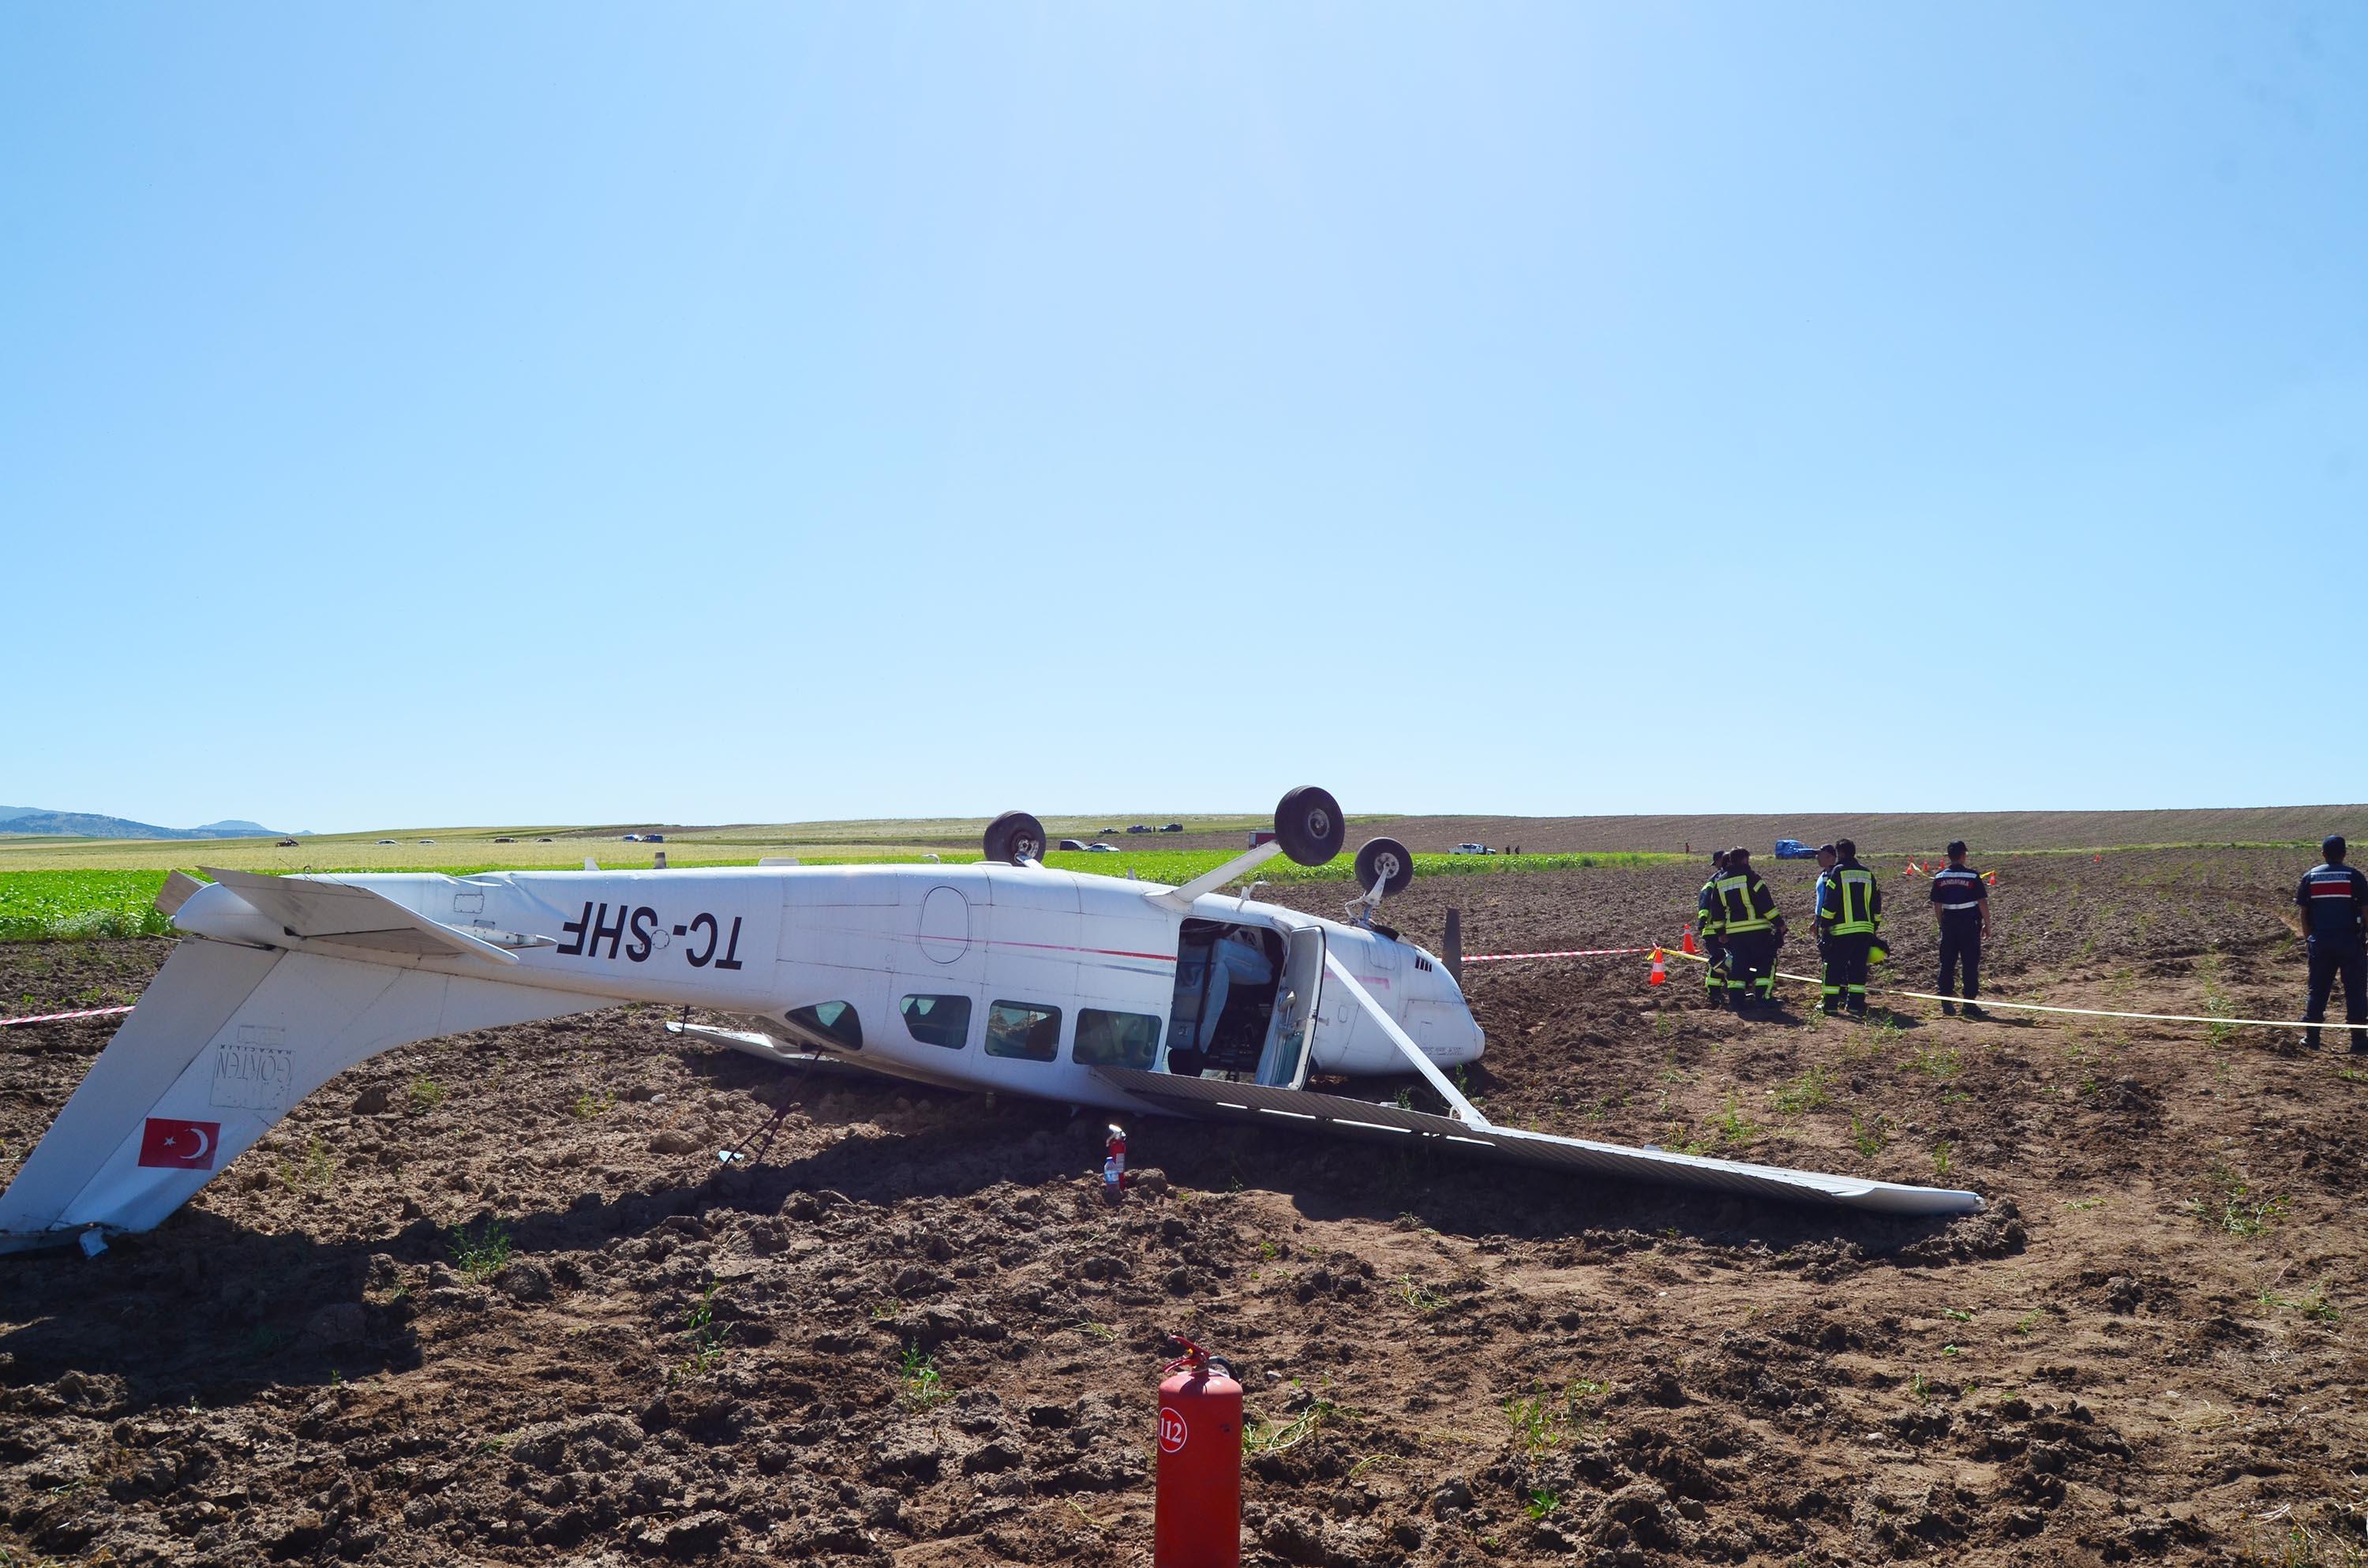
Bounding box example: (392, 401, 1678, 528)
(1, 845, 2362, 1566)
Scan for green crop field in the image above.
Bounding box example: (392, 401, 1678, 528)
(0, 870, 175, 943)
(0, 813, 1339, 874)
(0, 848, 1671, 944)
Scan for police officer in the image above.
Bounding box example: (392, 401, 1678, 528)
(1816, 838, 1882, 1016)
(1930, 840, 1991, 1019)
(1699, 847, 1785, 1012)
(2295, 836, 2368, 1052)
(1699, 850, 1731, 1007)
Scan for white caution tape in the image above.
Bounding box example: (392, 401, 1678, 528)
(1658, 946, 2368, 1031)
(1465, 949, 1656, 962)
(0, 1004, 135, 1030)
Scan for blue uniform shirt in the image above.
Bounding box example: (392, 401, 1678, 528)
(2296, 863, 2368, 941)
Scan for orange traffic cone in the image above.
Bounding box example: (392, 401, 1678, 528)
(1680, 928, 1696, 955)
(1648, 949, 1667, 986)
(1983, 870, 1998, 886)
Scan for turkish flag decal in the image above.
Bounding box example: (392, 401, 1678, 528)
(138, 1117, 222, 1170)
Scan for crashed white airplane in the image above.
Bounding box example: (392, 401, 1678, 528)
(0, 788, 1978, 1254)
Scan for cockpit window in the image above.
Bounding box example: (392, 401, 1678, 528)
(1073, 1009, 1160, 1068)
(784, 1001, 861, 1051)
(900, 994, 971, 1050)
(984, 1001, 1061, 1062)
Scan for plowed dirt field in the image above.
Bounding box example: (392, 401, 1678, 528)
(2, 847, 2362, 1567)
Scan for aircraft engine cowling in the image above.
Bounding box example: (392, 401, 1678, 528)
(1305, 930, 1483, 1075)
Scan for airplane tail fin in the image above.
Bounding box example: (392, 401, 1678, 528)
(0, 938, 598, 1254)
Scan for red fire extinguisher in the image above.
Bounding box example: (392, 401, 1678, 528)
(1153, 1335, 1242, 1568)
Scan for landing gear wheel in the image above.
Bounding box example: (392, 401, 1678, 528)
(1273, 786, 1346, 867)
(984, 810, 1047, 866)
(1353, 836, 1414, 896)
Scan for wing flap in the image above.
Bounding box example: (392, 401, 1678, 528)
(1092, 1068, 1982, 1216)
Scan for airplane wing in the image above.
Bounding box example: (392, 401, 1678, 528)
(1092, 1068, 1981, 1217)
(200, 866, 523, 966)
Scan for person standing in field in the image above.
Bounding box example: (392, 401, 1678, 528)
(1816, 838, 1882, 1016)
(1930, 840, 1991, 1018)
(1698, 850, 1731, 1008)
(1811, 844, 1838, 975)
(2295, 835, 2368, 1053)
(1700, 848, 1785, 1012)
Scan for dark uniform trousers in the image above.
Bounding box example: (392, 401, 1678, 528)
(1703, 937, 1728, 1005)
(1823, 934, 1871, 1014)
(1725, 931, 1778, 1007)
(2306, 934, 2368, 1034)
(1937, 913, 1982, 1001)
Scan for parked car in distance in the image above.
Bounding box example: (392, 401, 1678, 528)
(1451, 843, 1492, 855)
(418, 839, 435, 844)
(621, 834, 641, 842)
(375, 839, 395, 845)
(644, 833, 665, 843)
(275, 838, 298, 847)
(1087, 842, 1117, 851)
(536, 837, 553, 843)
(1160, 822, 1183, 833)
(1248, 829, 1277, 848)
(1773, 838, 1817, 859)
(1057, 839, 1088, 851)
(1099, 828, 1122, 836)
(493, 836, 515, 843)
(1126, 825, 1152, 834)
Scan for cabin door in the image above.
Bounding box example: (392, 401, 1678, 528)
(1255, 926, 1326, 1088)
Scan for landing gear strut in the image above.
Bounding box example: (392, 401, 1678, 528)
(1343, 835, 1414, 930)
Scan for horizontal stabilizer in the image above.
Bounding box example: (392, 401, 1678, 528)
(200, 866, 521, 966)
(1093, 1069, 1982, 1216)
(2, 941, 600, 1252)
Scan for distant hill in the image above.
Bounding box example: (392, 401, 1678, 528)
(0, 810, 287, 841)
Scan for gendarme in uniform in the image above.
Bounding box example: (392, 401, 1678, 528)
(2296, 835, 2368, 1052)
(1930, 840, 1990, 1019)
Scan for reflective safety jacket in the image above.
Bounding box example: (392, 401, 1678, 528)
(2296, 862, 2368, 941)
(1699, 870, 1780, 937)
(1818, 859, 1883, 937)
(1695, 876, 1728, 945)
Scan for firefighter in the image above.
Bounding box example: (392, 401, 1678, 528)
(1698, 850, 1731, 1007)
(1699, 847, 1785, 1012)
(1930, 839, 1991, 1018)
(1811, 844, 1838, 971)
(1816, 837, 1882, 1016)
(2295, 835, 2368, 1052)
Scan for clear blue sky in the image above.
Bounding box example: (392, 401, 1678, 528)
(4, 5, 2362, 832)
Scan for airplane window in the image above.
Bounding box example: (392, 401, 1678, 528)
(784, 1001, 862, 1052)
(1073, 1009, 1160, 1068)
(900, 994, 971, 1050)
(984, 1001, 1061, 1062)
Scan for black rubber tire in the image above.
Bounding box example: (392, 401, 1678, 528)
(1353, 836, 1414, 896)
(984, 810, 1047, 866)
(1273, 786, 1346, 867)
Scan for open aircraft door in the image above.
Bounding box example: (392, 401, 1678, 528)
(1256, 924, 1325, 1088)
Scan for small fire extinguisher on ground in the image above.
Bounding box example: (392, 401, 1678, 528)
(1154, 1335, 1242, 1567)
(1102, 1123, 1130, 1201)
